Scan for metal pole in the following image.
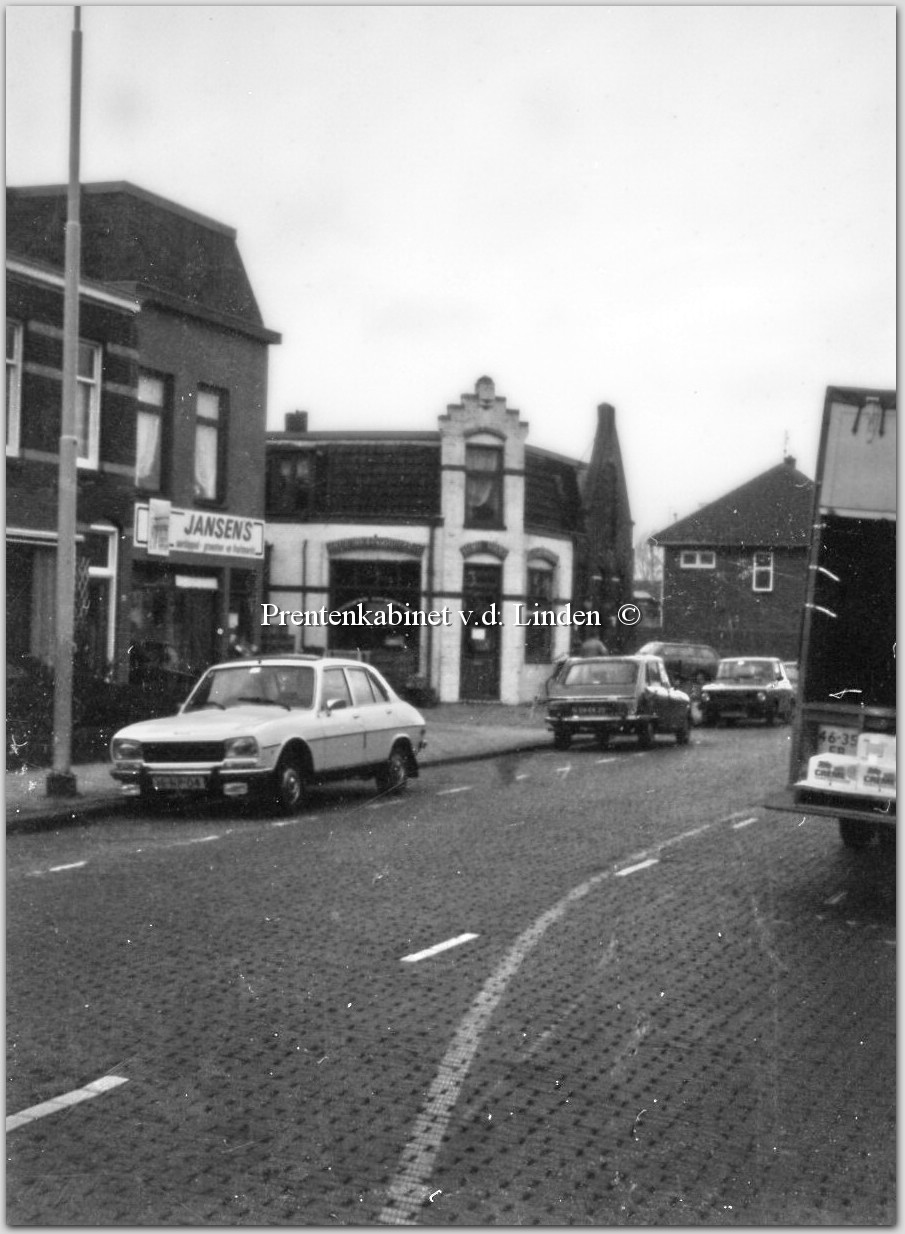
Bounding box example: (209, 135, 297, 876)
(47, 6, 82, 796)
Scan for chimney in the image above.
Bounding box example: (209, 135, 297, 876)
(783, 454, 796, 468)
(285, 411, 308, 433)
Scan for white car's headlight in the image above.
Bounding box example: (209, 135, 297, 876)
(224, 736, 260, 760)
(112, 738, 143, 761)
(756, 691, 766, 701)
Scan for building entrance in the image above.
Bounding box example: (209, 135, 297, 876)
(459, 563, 502, 700)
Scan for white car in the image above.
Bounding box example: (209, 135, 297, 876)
(110, 655, 427, 813)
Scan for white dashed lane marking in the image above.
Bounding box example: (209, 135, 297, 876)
(615, 857, 659, 877)
(400, 933, 479, 963)
(731, 816, 759, 829)
(436, 786, 472, 796)
(7, 1075, 128, 1132)
(48, 861, 87, 872)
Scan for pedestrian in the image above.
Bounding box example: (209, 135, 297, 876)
(579, 634, 608, 657)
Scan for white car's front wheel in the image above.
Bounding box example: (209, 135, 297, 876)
(272, 752, 306, 814)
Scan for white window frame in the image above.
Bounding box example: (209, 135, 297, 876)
(679, 550, 716, 569)
(6, 319, 22, 456)
(84, 524, 119, 667)
(752, 551, 774, 593)
(76, 340, 102, 469)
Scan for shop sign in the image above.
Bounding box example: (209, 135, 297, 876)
(134, 502, 265, 560)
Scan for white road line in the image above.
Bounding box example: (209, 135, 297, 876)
(169, 835, 220, 846)
(825, 891, 847, 906)
(271, 816, 318, 827)
(731, 816, 759, 830)
(615, 857, 659, 877)
(436, 786, 472, 796)
(514, 773, 530, 780)
(400, 933, 479, 964)
(379, 814, 726, 1225)
(7, 1075, 128, 1132)
(48, 861, 86, 872)
(595, 757, 616, 765)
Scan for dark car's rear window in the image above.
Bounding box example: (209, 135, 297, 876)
(563, 660, 637, 687)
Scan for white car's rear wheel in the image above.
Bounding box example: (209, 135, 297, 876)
(376, 746, 409, 795)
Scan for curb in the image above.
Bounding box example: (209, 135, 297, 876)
(6, 735, 553, 835)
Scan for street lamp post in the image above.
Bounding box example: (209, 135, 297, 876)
(46, 6, 82, 797)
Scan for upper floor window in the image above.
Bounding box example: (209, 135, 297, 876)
(679, 550, 715, 569)
(136, 369, 171, 492)
(465, 444, 503, 528)
(6, 320, 22, 456)
(752, 551, 774, 592)
(194, 386, 226, 503)
(76, 341, 102, 468)
(266, 452, 313, 516)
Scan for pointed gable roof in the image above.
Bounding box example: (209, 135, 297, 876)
(651, 460, 815, 549)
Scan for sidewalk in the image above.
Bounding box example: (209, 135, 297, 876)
(5, 702, 551, 833)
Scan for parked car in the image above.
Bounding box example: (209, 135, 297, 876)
(700, 657, 795, 727)
(544, 655, 691, 750)
(636, 641, 720, 686)
(110, 655, 427, 813)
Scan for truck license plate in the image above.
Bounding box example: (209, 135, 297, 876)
(817, 725, 859, 755)
(152, 774, 207, 791)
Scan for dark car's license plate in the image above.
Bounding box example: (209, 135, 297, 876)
(151, 774, 207, 791)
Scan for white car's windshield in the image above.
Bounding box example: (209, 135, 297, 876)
(716, 660, 774, 685)
(563, 660, 637, 687)
(186, 664, 316, 710)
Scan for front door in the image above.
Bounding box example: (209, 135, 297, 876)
(459, 563, 502, 700)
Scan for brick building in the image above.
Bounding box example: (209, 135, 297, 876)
(650, 456, 815, 659)
(7, 182, 280, 689)
(264, 378, 633, 703)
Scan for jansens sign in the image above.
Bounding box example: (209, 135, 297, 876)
(134, 501, 265, 559)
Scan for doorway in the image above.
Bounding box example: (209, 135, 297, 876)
(459, 563, 502, 700)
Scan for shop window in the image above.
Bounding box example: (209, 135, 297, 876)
(194, 386, 226, 503)
(524, 565, 555, 663)
(266, 452, 313, 516)
(752, 551, 774, 592)
(136, 369, 171, 492)
(76, 341, 102, 468)
(679, 550, 715, 569)
(6, 320, 22, 456)
(465, 444, 503, 528)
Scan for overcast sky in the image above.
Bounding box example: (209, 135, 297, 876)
(6, 5, 895, 540)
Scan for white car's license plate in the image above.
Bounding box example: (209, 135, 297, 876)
(817, 725, 859, 755)
(152, 774, 207, 791)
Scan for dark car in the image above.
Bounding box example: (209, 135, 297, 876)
(636, 641, 720, 687)
(700, 656, 795, 727)
(544, 655, 691, 750)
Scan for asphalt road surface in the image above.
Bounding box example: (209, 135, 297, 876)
(7, 725, 895, 1225)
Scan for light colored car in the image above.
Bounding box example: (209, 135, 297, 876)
(544, 655, 691, 750)
(110, 655, 427, 813)
(700, 656, 795, 727)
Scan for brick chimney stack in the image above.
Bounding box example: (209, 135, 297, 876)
(285, 411, 308, 433)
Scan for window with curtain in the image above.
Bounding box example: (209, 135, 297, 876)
(194, 386, 225, 502)
(136, 370, 170, 492)
(465, 444, 503, 527)
(76, 341, 101, 467)
(6, 320, 22, 456)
